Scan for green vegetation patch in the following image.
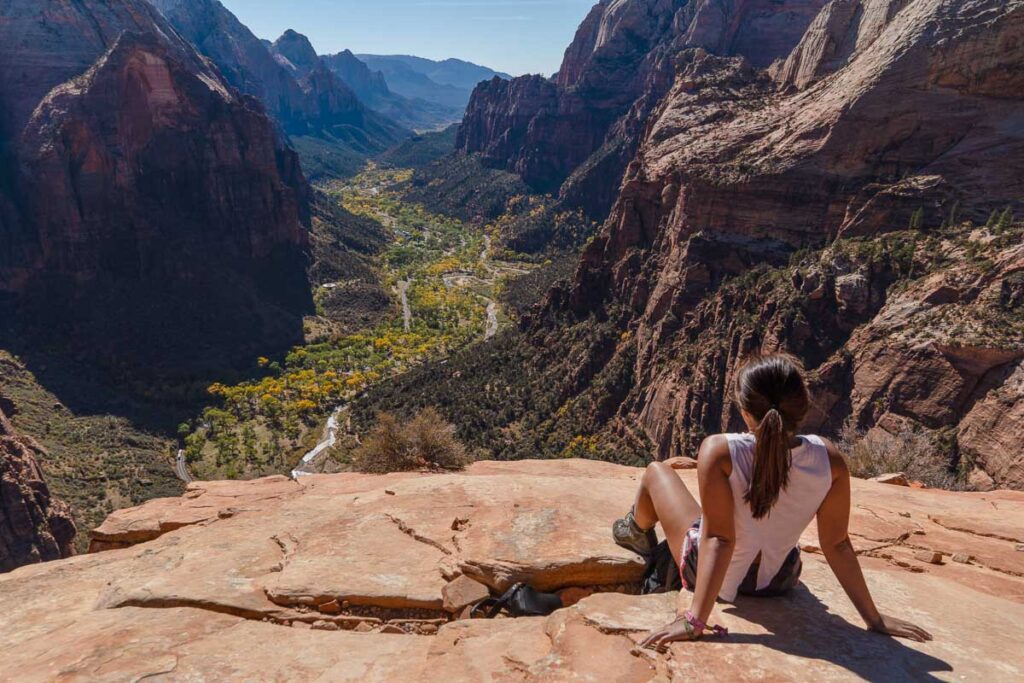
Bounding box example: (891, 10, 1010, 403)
(183, 163, 535, 479)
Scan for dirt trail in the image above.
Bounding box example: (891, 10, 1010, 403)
(485, 302, 498, 339)
(397, 280, 412, 332)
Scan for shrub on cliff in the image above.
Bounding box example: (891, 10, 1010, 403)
(354, 408, 470, 473)
(839, 423, 956, 489)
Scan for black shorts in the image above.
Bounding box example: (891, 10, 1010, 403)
(679, 520, 803, 597)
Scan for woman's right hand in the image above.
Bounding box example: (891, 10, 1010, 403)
(870, 614, 933, 642)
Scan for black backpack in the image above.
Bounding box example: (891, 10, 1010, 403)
(468, 582, 563, 618)
(641, 540, 682, 594)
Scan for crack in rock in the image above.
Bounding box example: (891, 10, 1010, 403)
(927, 515, 1022, 544)
(105, 596, 302, 625)
(268, 532, 299, 573)
(385, 514, 453, 556)
(855, 505, 923, 535)
(898, 541, 1024, 578)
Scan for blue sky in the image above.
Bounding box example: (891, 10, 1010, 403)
(219, 0, 597, 76)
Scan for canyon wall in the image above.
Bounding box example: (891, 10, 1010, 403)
(529, 0, 1024, 486)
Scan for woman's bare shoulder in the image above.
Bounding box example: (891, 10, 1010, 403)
(697, 434, 732, 473)
(815, 436, 849, 482)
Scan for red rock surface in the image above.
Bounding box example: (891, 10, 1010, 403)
(0, 407, 76, 573)
(0, 460, 1021, 680)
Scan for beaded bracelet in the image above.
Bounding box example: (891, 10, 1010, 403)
(684, 610, 729, 637)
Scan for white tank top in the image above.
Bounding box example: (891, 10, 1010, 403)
(701, 433, 833, 602)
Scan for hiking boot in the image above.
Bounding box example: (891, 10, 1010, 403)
(612, 509, 657, 557)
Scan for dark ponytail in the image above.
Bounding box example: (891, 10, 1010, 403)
(735, 355, 810, 519)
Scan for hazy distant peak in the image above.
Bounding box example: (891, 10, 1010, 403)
(356, 54, 511, 90)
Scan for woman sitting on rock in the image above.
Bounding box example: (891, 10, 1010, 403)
(612, 353, 933, 648)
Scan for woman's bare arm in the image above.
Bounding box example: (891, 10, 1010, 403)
(686, 435, 736, 623)
(816, 439, 932, 642)
(641, 435, 734, 649)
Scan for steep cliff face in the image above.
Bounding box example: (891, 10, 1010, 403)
(13, 32, 309, 289)
(0, 405, 76, 573)
(0, 0, 313, 371)
(148, 0, 306, 122)
(773, 0, 912, 89)
(457, 0, 826, 217)
(0, 0, 198, 140)
(535, 0, 1024, 485)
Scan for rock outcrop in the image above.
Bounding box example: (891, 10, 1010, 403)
(0, 0, 313, 370)
(1, 460, 1022, 679)
(0, 407, 76, 573)
(456, 0, 827, 217)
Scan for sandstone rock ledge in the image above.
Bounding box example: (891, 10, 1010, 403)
(1, 460, 1022, 681)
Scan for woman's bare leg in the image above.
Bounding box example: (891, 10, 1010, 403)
(633, 462, 702, 565)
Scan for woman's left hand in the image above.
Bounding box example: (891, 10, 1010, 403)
(639, 617, 700, 651)
(664, 456, 698, 470)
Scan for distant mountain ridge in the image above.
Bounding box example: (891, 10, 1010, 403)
(360, 54, 512, 89)
(357, 54, 510, 111)
(321, 50, 464, 132)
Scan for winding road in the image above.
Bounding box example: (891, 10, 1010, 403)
(174, 449, 193, 483)
(291, 406, 344, 479)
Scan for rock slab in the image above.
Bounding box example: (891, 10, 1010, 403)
(0, 460, 1023, 680)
